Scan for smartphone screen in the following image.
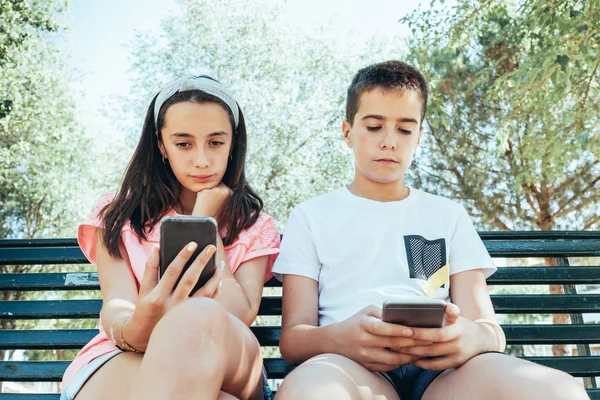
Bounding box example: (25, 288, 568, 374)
(382, 299, 447, 328)
(159, 216, 217, 295)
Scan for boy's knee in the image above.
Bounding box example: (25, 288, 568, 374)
(536, 370, 589, 400)
(457, 353, 589, 400)
(276, 354, 363, 400)
(276, 367, 326, 400)
(516, 364, 589, 400)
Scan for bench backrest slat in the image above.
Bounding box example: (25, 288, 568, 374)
(0, 232, 598, 396)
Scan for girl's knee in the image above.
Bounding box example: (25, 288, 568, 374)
(155, 297, 230, 347)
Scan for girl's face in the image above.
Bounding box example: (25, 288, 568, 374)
(158, 101, 233, 195)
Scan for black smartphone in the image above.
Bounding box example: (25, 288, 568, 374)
(382, 298, 447, 328)
(159, 216, 217, 295)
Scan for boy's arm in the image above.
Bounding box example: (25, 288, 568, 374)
(279, 274, 339, 364)
(450, 269, 506, 352)
(279, 274, 427, 370)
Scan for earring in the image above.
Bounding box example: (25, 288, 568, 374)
(162, 156, 167, 164)
(229, 155, 233, 161)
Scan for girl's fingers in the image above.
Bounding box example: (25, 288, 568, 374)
(156, 241, 198, 295)
(172, 244, 217, 301)
(139, 246, 160, 297)
(192, 260, 224, 299)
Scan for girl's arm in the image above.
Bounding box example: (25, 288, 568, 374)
(94, 231, 140, 339)
(213, 234, 268, 326)
(95, 230, 221, 352)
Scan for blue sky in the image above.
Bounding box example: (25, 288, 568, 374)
(65, 0, 422, 138)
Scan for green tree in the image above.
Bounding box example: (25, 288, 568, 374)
(402, 0, 599, 356)
(1, 0, 101, 367)
(119, 0, 401, 227)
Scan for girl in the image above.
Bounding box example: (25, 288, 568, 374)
(61, 76, 280, 400)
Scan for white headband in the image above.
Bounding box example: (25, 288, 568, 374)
(153, 76, 240, 128)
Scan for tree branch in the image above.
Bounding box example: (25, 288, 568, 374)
(553, 161, 599, 196)
(494, 217, 511, 231)
(582, 57, 600, 110)
(414, 165, 460, 189)
(583, 218, 599, 231)
(450, 0, 495, 42)
(552, 175, 600, 220)
(426, 118, 467, 188)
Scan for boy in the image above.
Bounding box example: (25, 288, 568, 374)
(272, 61, 588, 400)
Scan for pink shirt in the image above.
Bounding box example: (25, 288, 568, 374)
(62, 193, 280, 386)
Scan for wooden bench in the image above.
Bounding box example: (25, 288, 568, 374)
(0, 232, 599, 399)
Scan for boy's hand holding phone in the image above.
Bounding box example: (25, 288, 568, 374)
(331, 305, 432, 372)
(393, 303, 498, 370)
(193, 183, 232, 218)
(124, 244, 223, 352)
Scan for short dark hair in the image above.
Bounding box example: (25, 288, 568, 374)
(346, 60, 429, 125)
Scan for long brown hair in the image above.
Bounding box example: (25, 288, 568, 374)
(100, 81, 263, 258)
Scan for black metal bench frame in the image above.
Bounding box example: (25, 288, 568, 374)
(0, 231, 599, 399)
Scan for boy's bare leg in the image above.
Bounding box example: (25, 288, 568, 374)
(423, 352, 589, 400)
(217, 392, 239, 400)
(275, 353, 399, 400)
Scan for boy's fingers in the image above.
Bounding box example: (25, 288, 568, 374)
(364, 317, 413, 338)
(367, 348, 415, 368)
(397, 342, 454, 358)
(139, 246, 160, 296)
(410, 323, 460, 343)
(362, 305, 382, 319)
(413, 354, 460, 370)
(444, 302, 460, 325)
(382, 336, 432, 349)
(365, 362, 398, 373)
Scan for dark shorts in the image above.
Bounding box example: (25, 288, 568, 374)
(378, 364, 444, 400)
(378, 351, 504, 400)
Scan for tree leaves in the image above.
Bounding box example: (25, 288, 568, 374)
(1, 0, 97, 239)
(119, 0, 401, 227)
(403, 0, 600, 231)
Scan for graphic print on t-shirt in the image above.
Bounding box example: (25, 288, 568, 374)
(403, 235, 447, 280)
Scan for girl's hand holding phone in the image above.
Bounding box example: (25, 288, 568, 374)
(193, 183, 233, 218)
(393, 303, 491, 370)
(123, 243, 223, 351)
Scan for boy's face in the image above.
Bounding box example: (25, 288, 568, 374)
(343, 88, 423, 185)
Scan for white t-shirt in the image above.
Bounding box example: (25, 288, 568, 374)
(272, 186, 497, 327)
